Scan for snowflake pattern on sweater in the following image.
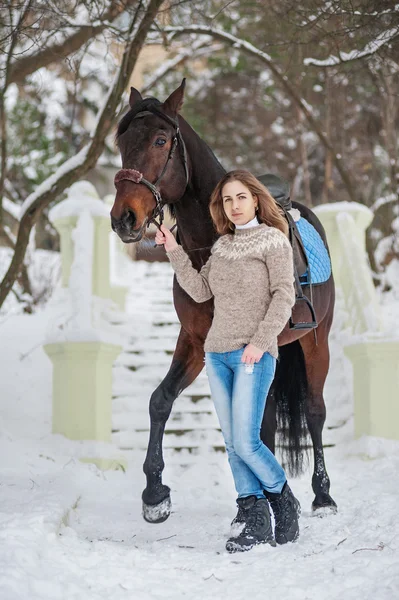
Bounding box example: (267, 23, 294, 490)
(212, 227, 291, 260)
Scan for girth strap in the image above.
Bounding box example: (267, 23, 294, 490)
(280, 207, 318, 337)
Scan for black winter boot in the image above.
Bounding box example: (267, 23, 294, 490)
(226, 497, 275, 553)
(230, 496, 249, 534)
(264, 482, 300, 544)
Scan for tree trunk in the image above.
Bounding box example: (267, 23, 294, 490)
(321, 72, 333, 204)
(0, 0, 164, 311)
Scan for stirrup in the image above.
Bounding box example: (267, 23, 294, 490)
(289, 295, 318, 330)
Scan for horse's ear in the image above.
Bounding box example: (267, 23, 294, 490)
(163, 78, 186, 116)
(129, 87, 142, 108)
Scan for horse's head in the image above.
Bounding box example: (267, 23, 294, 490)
(111, 79, 188, 243)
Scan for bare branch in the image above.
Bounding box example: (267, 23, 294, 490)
(0, 0, 164, 310)
(304, 26, 399, 67)
(162, 25, 358, 203)
(0, 0, 34, 225)
(141, 39, 220, 95)
(7, 0, 137, 85)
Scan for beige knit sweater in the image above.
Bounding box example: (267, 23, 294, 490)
(166, 223, 295, 358)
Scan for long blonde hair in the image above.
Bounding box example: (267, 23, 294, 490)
(209, 170, 289, 237)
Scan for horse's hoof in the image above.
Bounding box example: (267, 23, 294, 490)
(142, 495, 171, 523)
(311, 500, 338, 518)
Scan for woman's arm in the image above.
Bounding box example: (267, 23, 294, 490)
(250, 230, 295, 353)
(166, 246, 213, 303)
(155, 224, 213, 303)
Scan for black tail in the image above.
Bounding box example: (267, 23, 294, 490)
(271, 340, 309, 477)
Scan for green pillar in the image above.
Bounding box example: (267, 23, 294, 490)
(314, 202, 396, 442)
(45, 181, 125, 468)
(44, 341, 122, 441)
(344, 340, 399, 440)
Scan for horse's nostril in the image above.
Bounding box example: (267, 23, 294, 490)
(110, 216, 118, 232)
(123, 209, 136, 229)
(111, 210, 136, 233)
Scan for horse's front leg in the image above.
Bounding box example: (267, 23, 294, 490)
(142, 327, 205, 523)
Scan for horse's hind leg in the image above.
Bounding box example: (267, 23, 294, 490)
(261, 392, 277, 454)
(142, 327, 204, 523)
(300, 328, 337, 514)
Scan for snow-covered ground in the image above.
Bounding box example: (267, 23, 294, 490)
(0, 259, 398, 600)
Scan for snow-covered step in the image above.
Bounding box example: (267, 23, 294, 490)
(111, 259, 222, 459)
(112, 428, 224, 451)
(113, 395, 213, 415)
(113, 409, 219, 432)
(117, 350, 173, 368)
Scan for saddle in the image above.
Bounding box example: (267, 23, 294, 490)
(257, 174, 317, 331)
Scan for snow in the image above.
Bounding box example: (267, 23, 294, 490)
(0, 256, 399, 599)
(315, 201, 372, 217)
(19, 146, 90, 219)
(304, 26, 399, 66)
(29, 68, 68, 123)
(4, 83, 18, 112)
(43, 199, 122, 347)
(68, 210, 93, 330)
(3, 197, 20, 220)
(163, 25, 273, 63)
(141, 40, 215, 94)
(370, 193, 398, 213)
(49, 181, 110, 221)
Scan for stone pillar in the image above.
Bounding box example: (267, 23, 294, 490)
(344, 339, 399, 440)
(44, 181, 125, 468)
(44, 342, 121, 442)
(104, 194, 131, 310)
(314, 202, 374, 303)
(49, 181, 112, 301)
(314, 201, 398, 441)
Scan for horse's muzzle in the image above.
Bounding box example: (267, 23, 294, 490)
(111, 211, 146, 243)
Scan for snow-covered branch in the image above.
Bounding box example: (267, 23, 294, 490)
(161, 25, 357, 204)
(7, 0, 137, 85)
(141, 39, 222, 94)
(0, 0, 165, 310)
(304, 26, 399, 67)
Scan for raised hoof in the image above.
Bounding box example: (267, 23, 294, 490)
(142, 495, 171, 523)
(311, 498, 338, 518)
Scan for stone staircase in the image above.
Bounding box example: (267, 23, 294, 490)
(110, 259, 342, 467)
(111, 261, 224, 462)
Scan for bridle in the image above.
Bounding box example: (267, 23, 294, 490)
(114, 106, 189, 234)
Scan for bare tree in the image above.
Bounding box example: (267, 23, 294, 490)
(162, 24, 358, 203)
(0, 0, 165, 310)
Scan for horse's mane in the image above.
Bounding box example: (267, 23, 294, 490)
(116, 98, 162, 142)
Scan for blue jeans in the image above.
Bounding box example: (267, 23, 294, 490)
(205, 347, 286, 498)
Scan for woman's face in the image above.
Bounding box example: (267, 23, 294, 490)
(222, 180, 258, 226)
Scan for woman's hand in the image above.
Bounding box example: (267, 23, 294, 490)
(155, 224, 178, 252)
(241, 343, 264, 364)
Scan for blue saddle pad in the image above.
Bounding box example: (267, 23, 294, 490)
(295, 217, 331, 285)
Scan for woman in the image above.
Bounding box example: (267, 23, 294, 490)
(155, 170, 300, 553)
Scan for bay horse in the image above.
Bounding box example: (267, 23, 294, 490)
(111, 80, 337, 523)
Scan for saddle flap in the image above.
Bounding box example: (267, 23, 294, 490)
(257, 173, 292, 211)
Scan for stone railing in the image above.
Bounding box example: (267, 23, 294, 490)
(43, 181, 128, 469)
(314, 202, 399, 441)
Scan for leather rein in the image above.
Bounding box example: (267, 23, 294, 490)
(114, 107, 190, 237)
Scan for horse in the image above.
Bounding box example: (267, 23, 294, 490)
(111, 79, 337, 523)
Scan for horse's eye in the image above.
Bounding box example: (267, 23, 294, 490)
(155, 138, 166, 146)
